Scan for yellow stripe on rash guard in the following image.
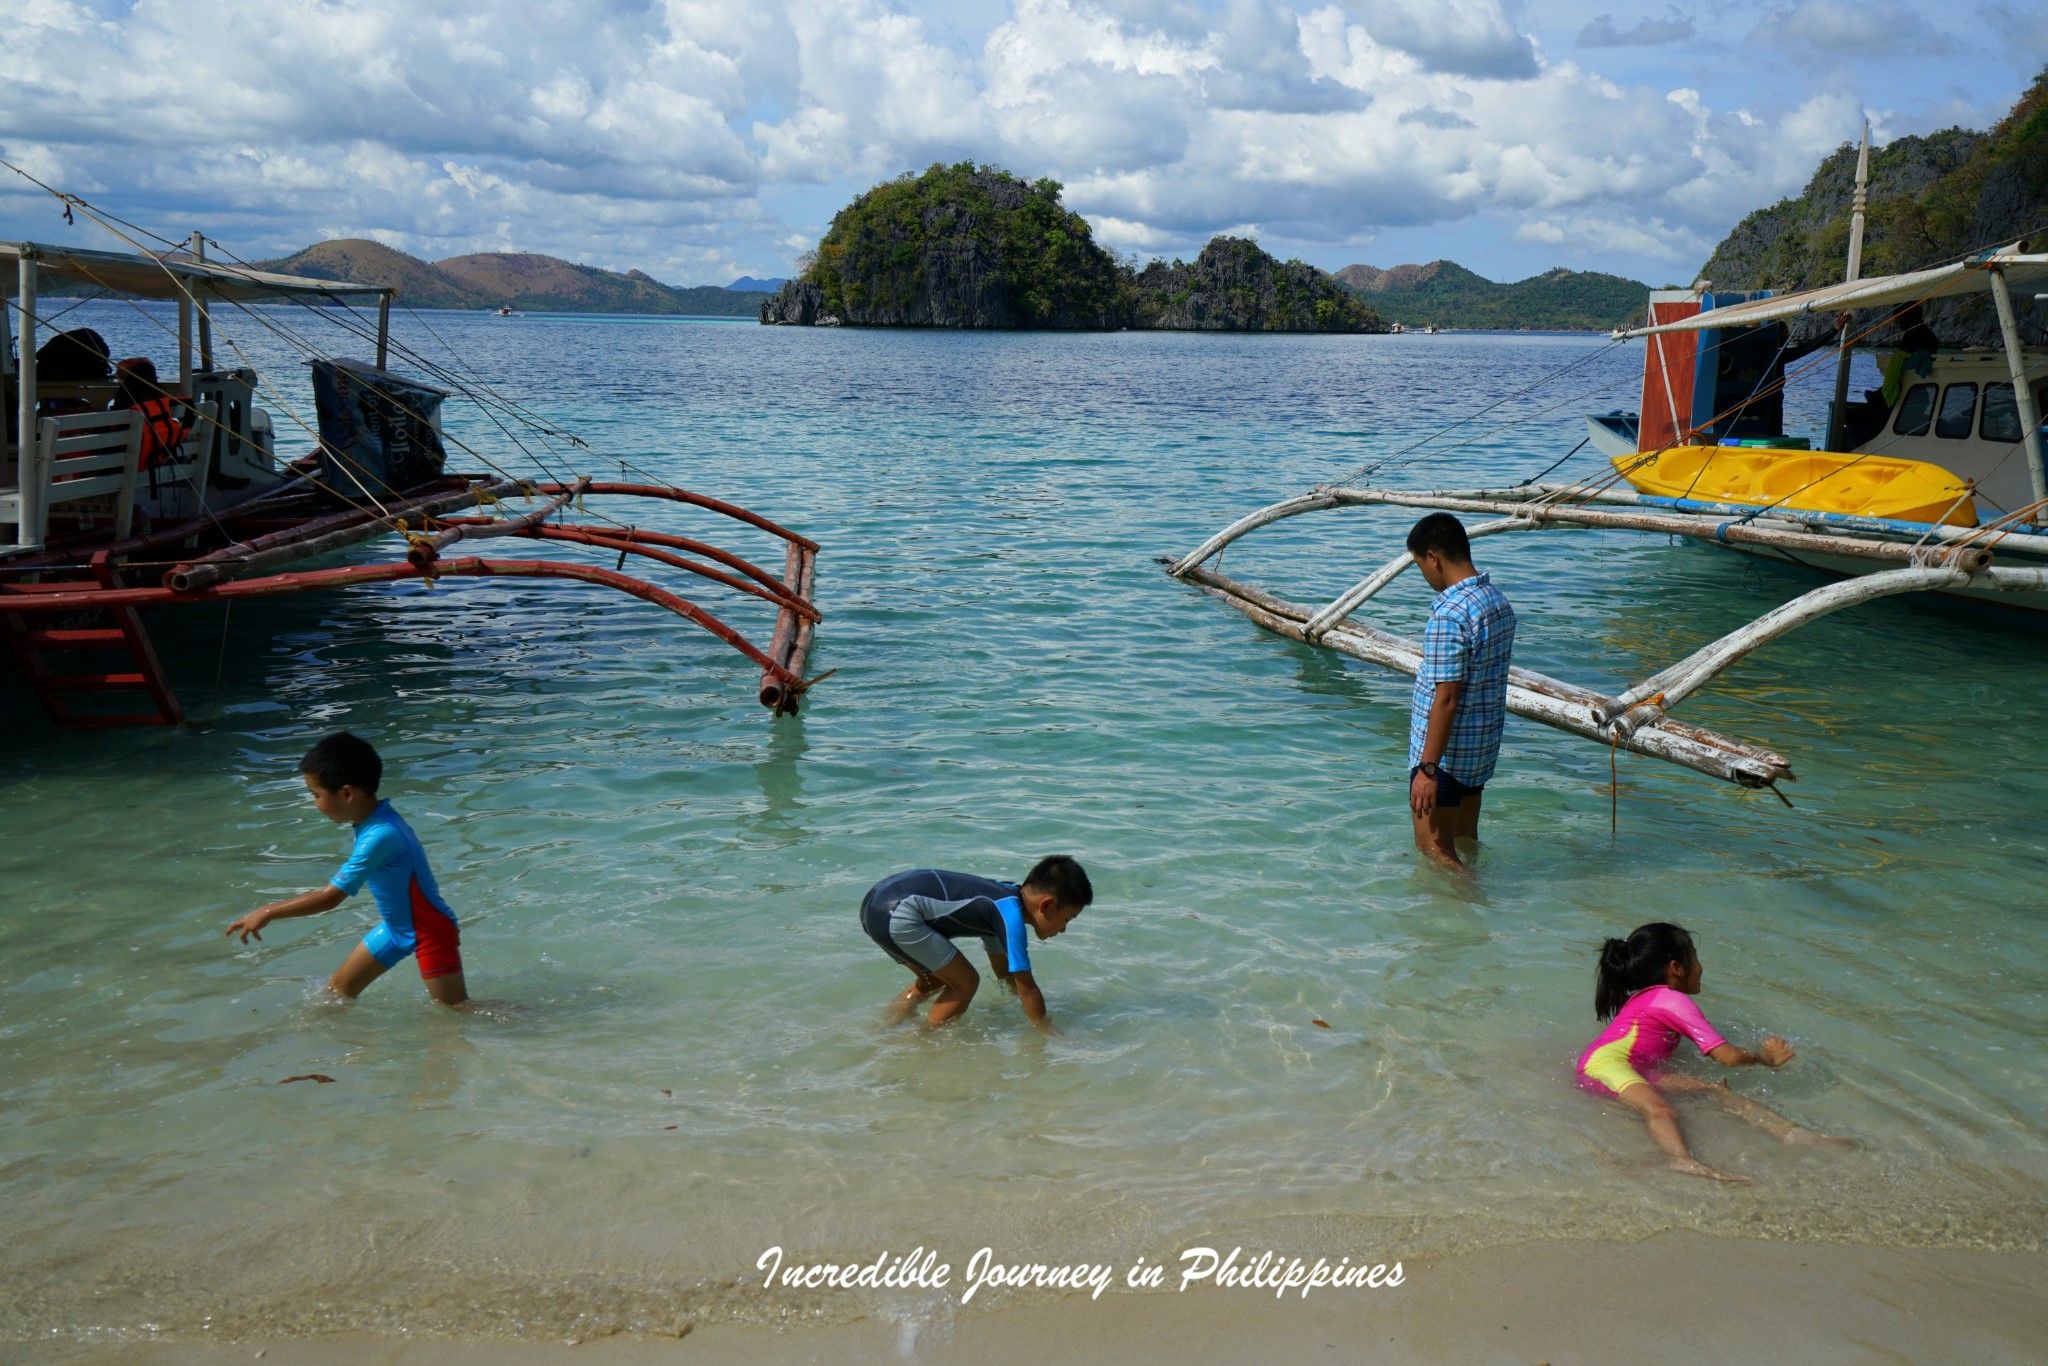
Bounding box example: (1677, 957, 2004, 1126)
(1582, 1023, 1650, 1096)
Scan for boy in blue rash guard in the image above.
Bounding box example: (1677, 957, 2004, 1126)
(226, 732, 468, 1006)
(861, 856, 1092, 1031)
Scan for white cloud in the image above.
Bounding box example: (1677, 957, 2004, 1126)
(1578, 14, 1697, 48)
(1340, 0, 1538, 79)
(0, 0, 1994, 286)
(1746, 1, 1954, 60)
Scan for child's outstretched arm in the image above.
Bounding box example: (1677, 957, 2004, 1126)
(226, 885, 346, 943)
(1009, 970, 1061, 1036)
(1707, 1036, 1795, 1068)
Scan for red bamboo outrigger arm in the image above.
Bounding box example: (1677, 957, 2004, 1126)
(1, 557, 806, 693)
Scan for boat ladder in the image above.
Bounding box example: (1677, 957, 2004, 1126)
(1, 558, 183, 728)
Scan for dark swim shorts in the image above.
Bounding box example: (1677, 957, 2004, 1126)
(1410, 764, 1483, 808)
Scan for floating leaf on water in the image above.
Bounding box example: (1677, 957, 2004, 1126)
(279, 1074, 335, 1085)
(661, 1088, 672, 1096)
(1312, 1019, 1331, 1029)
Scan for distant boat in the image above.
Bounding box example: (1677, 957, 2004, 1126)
(494, 305, 517, 317)
(1423, 323, 1439, 334)
(1389, 322, 1405, 334)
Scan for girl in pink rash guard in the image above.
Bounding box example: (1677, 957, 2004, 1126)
(1578, 923, 1848, 1182)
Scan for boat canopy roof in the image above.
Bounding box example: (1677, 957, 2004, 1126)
(2, 240, 393, 306)
(1615, 248, 2048, 338)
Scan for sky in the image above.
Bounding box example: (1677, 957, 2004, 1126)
(1, 0, 2041, 289)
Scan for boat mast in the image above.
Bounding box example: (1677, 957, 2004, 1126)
(1827, 121, 1870, 452)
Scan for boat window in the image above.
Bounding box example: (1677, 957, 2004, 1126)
(1934, 383, 1978, 439)
(1981, 384, 2021, 443)
(1893, 383, 1936, 436)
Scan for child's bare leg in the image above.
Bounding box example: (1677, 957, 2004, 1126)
(883, 969, 943, 1025)
(1662, 1074, 1852, 1147)
(924, 954, 980, 1028)
(328, 944, 389, 1000)
(425, 971, 469, 1007)
(1616, 1080, 1750, 1183)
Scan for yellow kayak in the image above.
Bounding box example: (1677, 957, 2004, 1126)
(1614, 445, 1976, 526)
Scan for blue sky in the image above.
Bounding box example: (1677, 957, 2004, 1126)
(2, 1, 2040, 288)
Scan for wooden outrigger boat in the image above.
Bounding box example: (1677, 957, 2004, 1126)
(2, 230, 822, 728)
(1166, 141, 2047, 795)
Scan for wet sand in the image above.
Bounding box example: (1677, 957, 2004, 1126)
(39, 1232, 2047, 1365)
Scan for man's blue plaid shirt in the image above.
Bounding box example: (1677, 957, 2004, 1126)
(1408, 571, 1516, 785)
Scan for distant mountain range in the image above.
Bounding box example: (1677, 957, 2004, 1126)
(256, 240, 771, 315)
(725, 275, 786, 292)
(1333, 260, 1649, 331)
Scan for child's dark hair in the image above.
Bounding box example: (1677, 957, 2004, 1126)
(1405, 512, 1471, 564)
(1594, 922, 1696, 1020)
(298, 732, 382, 795)
(1023, 854, 1093, 910)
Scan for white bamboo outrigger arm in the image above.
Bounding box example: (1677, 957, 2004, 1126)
(1591, 562, 1977, 738)
(1300, 516, 1537, 639)
(1173, 559, 1792, 787)
(1175, 485, 1957, 571)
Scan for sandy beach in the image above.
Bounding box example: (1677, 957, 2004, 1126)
(31, 1234, 2043, 1365)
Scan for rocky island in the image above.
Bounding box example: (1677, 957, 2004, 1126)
(1697, 66, 2046, 347)
(761, 163, 1381, 333)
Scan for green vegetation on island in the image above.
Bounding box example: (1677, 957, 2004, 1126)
(764, 163, 1382, 333)
(1698, 64, 2048, 345)
(801, 162, 1125, 327)
(1132, 238, 1378, 331)
(1333, 260, 1648, 331)
(259, 240, 768, 316)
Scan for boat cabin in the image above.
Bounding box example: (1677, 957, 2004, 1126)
(1872, 350, 2048, 518)
(1595, 250, 2048, 529)
(3, 239, 397, 550)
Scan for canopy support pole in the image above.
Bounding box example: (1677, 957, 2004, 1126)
(177, 293, 192, 391)
(376, 295, 390, 370)
(189, 233, 213, 373)
(1987, 266, 2048, 520)
(15, 247, 35, 543)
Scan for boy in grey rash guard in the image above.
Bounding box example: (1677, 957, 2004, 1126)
(860, 855, 1093, 1030)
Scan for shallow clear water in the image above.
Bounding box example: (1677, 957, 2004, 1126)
(3, 302, 2044, 1344)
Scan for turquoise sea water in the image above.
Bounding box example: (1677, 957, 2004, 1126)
(3, 303, 2046, 1345)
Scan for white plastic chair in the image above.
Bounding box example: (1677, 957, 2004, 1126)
(0, 409, 143, 548)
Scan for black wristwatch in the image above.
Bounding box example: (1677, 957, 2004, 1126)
(1417, 761, 1441, 779)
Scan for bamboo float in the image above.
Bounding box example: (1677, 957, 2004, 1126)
(1174, 560, 1792, 788)
(758, 542, 819, 714)
(784, 546, 820, 704)
(756, 542, 804, 709)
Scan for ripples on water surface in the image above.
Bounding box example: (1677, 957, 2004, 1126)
(3, 304, 2045, 1343)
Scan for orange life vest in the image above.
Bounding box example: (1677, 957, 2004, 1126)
(132, 395, 187, 470)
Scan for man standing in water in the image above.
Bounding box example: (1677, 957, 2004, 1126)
(1406, 513, 1515, 870)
